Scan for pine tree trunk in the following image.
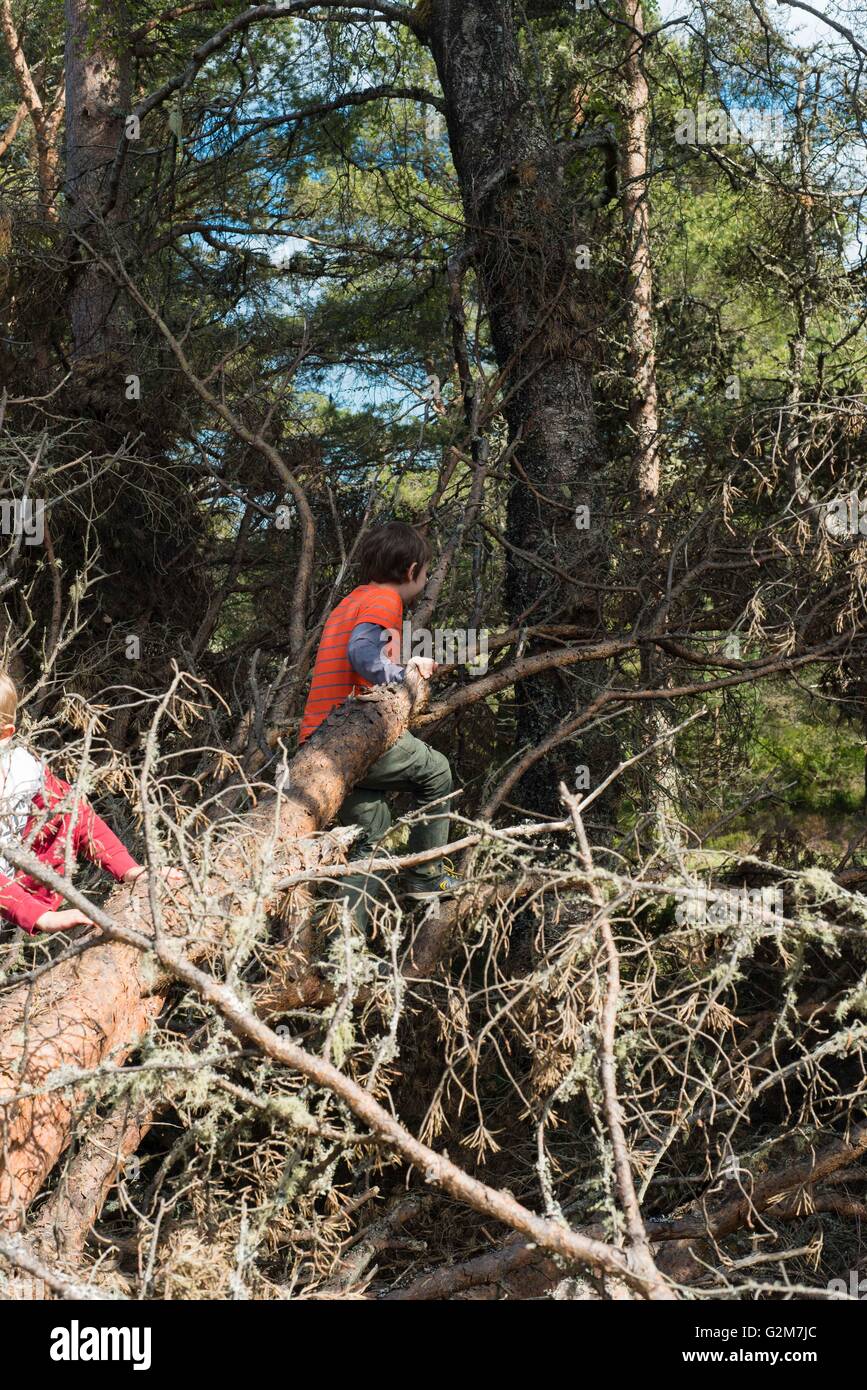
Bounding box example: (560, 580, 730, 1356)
(64, 0, 131, 362)
(428, 1, 610, 817)
(618, 0, 680, 841)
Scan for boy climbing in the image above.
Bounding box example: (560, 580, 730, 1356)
(0, 671, 178, 934)
(299, 521, 458, 927)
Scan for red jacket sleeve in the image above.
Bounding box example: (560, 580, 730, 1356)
(43, 770, 139, 882)
(0, 871, 51, 934)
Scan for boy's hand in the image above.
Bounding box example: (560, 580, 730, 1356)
(407, 656, 437, 680)
(35, 908, 94, 933)
(124, 865, 185, 884)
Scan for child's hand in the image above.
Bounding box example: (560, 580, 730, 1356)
(35, 909, 94, 933)
(124, 865, 185, 885)
(407, 656, 437, 680)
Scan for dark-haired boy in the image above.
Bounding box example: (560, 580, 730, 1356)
(299, 521, 458, 926)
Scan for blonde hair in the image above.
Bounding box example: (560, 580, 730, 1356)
(0, 671, 18, 727)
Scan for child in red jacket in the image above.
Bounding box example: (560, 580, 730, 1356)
(0, 671, 159, 934)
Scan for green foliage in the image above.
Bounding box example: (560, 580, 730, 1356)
(750, 692, 865, 814)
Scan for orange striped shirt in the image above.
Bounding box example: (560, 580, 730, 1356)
(299, 584, 404, 742)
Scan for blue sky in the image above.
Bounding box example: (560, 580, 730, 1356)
(657, 0, 848, 47)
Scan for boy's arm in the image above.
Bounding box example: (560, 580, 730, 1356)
(0, 872, 52, 934)
(43, 770, 140, 881)
(348, 622, 406, 686)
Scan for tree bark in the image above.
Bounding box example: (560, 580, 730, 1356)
(427, 1, 609, 816)
(618, 0, 681, 841)
(64, 0, 132, 362)
(4, 1094, 156, 1295)
(620, 0, 659, 516)
(0, 0, 65, 218)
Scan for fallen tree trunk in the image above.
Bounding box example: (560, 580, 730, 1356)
(3, 1095, 154, 1298)
(0, 677, 426, 1228)
(32, 1095, 154, 1266)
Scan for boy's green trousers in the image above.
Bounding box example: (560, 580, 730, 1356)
(335, 732, 452, 931)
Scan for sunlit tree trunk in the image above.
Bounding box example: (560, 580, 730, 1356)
(618, 0, 680, 843)
(0, 0, 65, 219)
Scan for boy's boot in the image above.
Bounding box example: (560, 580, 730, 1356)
(401, 857, 461, 902)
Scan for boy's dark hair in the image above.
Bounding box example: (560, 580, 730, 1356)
(356, 521, 431, 584)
